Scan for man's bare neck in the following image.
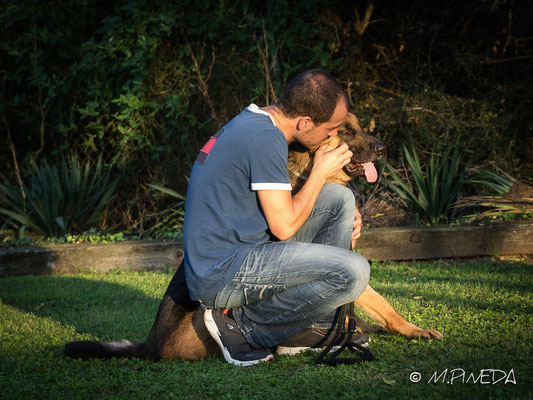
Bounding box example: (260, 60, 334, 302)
(260, 105, 297, 143)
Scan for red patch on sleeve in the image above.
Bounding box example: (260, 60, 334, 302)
(200, 137, 217, 155)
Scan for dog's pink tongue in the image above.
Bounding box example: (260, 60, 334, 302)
(362, 162, 377, 182)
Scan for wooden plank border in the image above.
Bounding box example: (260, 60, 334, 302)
(0, 240, 184, 276)
(356, 221, 533, 260)
(1, 222, 531, 275)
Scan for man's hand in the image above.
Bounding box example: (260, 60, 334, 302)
(312, 142, 353, 181)
(351, 205, 362, 249)
(258, 143, 353, 242)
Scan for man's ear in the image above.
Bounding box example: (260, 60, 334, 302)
(296, 116, 313, 131)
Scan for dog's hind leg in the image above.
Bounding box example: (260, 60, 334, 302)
(145, 296, 218, 360)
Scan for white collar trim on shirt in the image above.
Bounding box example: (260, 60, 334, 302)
(246, 103, 276, 126)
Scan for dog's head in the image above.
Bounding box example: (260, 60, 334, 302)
(289, 112, 386, 191)
(315, 113, 386, 183)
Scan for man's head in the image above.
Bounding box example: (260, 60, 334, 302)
(275, 70, 349, 148)
(276, 69, 349, 125)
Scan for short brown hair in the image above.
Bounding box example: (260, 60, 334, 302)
(275, 70, 349, 124)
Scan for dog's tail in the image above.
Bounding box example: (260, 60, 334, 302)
(65, 339, 152, 360)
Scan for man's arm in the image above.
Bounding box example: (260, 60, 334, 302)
(257, 143, 352, 241)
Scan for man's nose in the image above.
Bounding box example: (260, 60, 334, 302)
(329, 129, 338, 137)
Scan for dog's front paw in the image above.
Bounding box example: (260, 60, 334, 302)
(394, 320, 443, 339)
(413, 328, 443, 339)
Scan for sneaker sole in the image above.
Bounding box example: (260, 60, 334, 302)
(203, 309, 274, 367)
(276, 338, 371, 355)
(277, 346, 317, 355)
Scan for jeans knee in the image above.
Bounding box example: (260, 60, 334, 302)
(350, 253, 370, 285)
(336, 253, 370, 299)
(323, 183, 356, 220)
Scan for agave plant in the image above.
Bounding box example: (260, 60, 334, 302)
(465, 168, 514, 194)
(0, 156, 117, 237)
(142, 184, 185, 238)
(453, 167, 517, 221)
(385, 141, 514, 225)
(385, 141, 471, 225)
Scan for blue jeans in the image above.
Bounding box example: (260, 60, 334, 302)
(203, 183, 370, 349)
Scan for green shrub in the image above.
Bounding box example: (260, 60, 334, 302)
(0, 156, 117, 237)
(143, 184, 185, 238)
(1, 1, 530, 233)
(385, 141, 513, 225)
(465, 168, 514, 194)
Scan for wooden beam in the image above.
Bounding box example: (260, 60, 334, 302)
(0, 240, 184, 276)
(356, 222, 533, 260)
(1, 222, 531, 276)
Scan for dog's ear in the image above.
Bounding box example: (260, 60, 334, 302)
(341, 113, 365, 135)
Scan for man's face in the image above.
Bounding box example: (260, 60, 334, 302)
(297, 101, 348, 149)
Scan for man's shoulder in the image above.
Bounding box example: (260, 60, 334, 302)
(232, 107, 276, 131)
(226, 108, 286, 149)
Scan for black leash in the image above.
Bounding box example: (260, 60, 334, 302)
(315, 303, 374, 366)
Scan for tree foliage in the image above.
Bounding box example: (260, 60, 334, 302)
(1, 0, 532, 233)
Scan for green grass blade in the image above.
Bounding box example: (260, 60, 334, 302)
(147, 184, 185, 200)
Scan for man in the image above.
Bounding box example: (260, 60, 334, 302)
(183, 69, 370, 366)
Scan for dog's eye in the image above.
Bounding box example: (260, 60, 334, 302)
(347, 129, 358, 137)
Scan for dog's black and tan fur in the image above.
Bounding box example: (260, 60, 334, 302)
(65, 113, 441, 362)
(288, 113, 385, 192)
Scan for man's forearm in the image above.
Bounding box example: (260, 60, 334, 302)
(283, 169, 327, 240)
(289, 169, 327, 229)
(258, 143, 352, 241)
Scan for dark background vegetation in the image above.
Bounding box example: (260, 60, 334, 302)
(1, 0, 532, 235)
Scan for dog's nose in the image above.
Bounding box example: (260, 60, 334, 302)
(374, 143, 386, 156)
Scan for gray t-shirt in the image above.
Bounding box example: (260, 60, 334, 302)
(183, 104, 291, 301)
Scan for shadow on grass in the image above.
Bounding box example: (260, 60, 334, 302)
(0, 274, 165, 341)
(1, 262, 532, 399)
(370, 260, 533, 313)
(1, 259, 531, 358)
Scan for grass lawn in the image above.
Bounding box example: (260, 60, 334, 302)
(0, 259, 532, 399)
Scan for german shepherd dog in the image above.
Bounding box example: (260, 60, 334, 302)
(65, 113, 442, 361)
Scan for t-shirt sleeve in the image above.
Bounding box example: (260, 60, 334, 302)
(248, 130, 292, 191)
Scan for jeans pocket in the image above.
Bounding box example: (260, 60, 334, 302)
(242, 283, 287, 306)
(213, 283, 245, 309)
